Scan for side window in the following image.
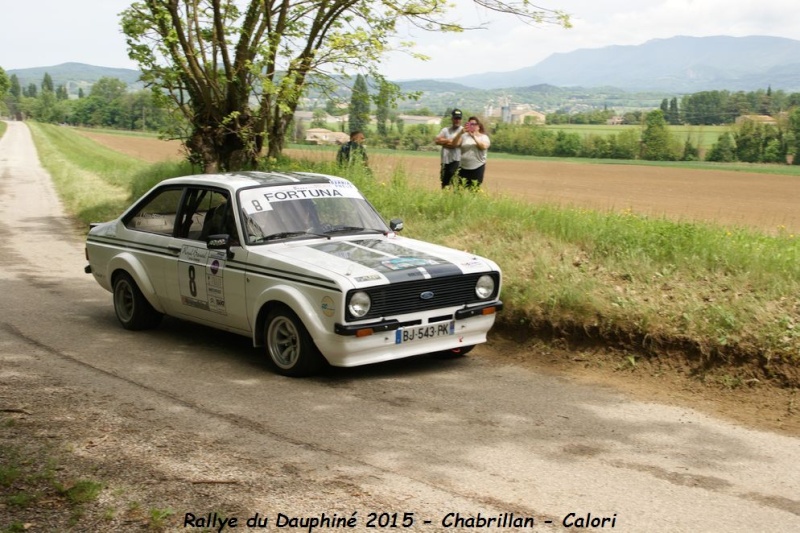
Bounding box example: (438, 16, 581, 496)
(181, 189, 233, 242)
(125, 188, 183, 236)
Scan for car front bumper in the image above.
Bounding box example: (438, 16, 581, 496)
(321, 305, 501, 367)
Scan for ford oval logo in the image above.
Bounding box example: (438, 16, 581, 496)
(420, 291, 435, 300)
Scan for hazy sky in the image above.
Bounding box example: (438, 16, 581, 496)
(1, 0, 799, 80)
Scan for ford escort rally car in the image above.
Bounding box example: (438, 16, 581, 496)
(85, 171, 503, 376)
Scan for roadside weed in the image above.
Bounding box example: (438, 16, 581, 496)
(148, 507, 175, 530)
(56, 479, 103, 505)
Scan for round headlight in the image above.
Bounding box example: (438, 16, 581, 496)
(348, 291, 371, 318)
(475, 275, 495, 300)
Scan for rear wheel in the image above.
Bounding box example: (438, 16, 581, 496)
(264, 305, 324, 377)
(113, 273, 163, 330)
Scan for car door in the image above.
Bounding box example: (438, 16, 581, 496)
(122, 185, 187, 311)
(168, 187, 250, 334)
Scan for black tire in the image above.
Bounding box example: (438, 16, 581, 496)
(264, 305, 325, 377)
(434, 345, 475, 359)
(112, 272, 163, 330)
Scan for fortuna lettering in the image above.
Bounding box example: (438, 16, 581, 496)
(263, 189, 343, 201)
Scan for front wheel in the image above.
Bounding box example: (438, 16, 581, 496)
(112, 273, 163, 330)
(264, 306, 324, 377)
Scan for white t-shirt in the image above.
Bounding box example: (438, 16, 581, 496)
(459, 133, 490, 170)
(437, 126, 462, 164)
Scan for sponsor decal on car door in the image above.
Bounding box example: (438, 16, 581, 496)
(177, 245, 228, 314)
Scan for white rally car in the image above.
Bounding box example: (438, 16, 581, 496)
(85, 171, 503, 376)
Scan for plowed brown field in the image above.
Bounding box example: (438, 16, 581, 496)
(80, 131, 800, 233)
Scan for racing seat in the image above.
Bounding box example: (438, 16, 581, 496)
(200, 202, 229, 240)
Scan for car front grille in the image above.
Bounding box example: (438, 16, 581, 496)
(345, 273, 500, 321)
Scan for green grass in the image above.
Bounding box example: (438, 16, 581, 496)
(56, 479, 103, 505)
(1, 442, 104, 530)
(27, 122, 194, 225)
(374, 174, 800, 361)
(28, 122, 800, 384)
(148, 507, 175, 530)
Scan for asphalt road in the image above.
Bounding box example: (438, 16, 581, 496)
(1, 120, 799, 532)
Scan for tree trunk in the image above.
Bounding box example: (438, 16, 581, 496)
(188, 116, 263, 173)
(187, 127, 219, 173)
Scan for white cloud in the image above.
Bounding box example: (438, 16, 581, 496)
(0, 0, 137, 70)
(2, 0, 799, 81)
(381, 0, 800, 80)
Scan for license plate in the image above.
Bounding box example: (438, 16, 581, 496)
(395, 321, 455, 344)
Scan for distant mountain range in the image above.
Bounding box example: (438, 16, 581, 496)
(440, 35, 800, 92)
(7, 36, 800, 105)
(7, 62, 142, 94)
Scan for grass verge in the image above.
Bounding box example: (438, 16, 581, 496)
(28, 122, 800, 388)
(1, 442, 103, 531)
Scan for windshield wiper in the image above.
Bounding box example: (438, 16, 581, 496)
(322, 225, 385, 235)
(259, 230, 330, 242)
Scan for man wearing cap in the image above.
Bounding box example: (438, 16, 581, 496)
(435, 109, 463, 188)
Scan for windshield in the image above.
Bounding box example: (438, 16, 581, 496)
(238, 182, 390, 244)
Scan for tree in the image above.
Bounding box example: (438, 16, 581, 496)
(89, 77, 128, 127)
(553, 130, 581, 157)
(682, 91, 728, 125)
(788, 108, 800, 164)
(9, 74, 21, 99)
(0, 67, 9, 116)
(668, 97, 680, 124)
(734, 119, 766, 163)
(311, 108, 327, 129)
(682, 138, 699, 161)
(0, 67, 9, 99)
(41, 73, 54, 93)
(31, 89, 68, 123)
(622, 110, 643, 125)
(121, 0, 570, 172)
(71, 77, 128, 127)
(375, 79, 392, 136)
(641, 110, 677, 161)
(348, 74, 370, 134)
(706, 132, 736, 162)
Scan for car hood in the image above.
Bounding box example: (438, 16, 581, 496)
(250, 236, 497, 287)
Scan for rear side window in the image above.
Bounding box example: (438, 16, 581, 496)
(125, 188, 184, 235)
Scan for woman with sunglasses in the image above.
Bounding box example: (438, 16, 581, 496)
(451, 116, 491, 189)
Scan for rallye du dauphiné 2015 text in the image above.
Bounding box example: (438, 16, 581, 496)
(182, 510, 619, 530)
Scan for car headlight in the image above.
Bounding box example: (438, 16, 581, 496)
(348, 291, 371, 318)
(475, 275, 495, 300)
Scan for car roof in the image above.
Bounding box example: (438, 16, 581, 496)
(158, 171, 347, 191)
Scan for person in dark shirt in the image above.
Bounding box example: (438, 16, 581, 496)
(435, 108, 463, 188)
(337, 131, 369, 168)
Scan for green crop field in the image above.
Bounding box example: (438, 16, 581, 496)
(545, 124, 729, 150)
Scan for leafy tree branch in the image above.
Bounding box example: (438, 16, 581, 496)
(122, 0, 571, 171)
